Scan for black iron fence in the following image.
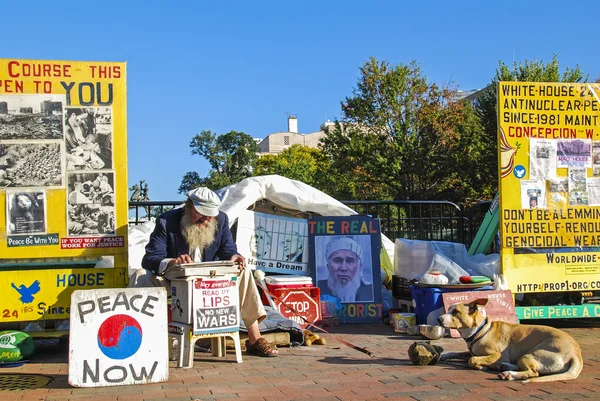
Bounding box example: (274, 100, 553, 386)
(130, 199, 493, 250)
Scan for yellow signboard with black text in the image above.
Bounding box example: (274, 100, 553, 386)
(1, 268, 127, 322)
(498, 82, 600, 294)
(0, 59, 128, 321)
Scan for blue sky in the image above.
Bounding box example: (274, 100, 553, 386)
(2, 0, 598, 200)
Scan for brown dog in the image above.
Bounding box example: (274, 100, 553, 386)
(438, 298, 583, 382)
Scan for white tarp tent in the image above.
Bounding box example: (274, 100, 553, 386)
(126, 175, 396, 278)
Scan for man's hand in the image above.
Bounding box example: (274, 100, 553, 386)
(167, 254, 193, 267)
(230, 254, 245, 271)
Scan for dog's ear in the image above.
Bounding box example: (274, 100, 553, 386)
(468, 298, 488, 312)
(473, 298, 489, 306)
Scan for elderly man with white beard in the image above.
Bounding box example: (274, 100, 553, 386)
(129, 187, 279, 357)
(317, 237, 373, 303)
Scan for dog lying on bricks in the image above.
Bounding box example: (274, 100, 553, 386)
(438, 298, 583, 382)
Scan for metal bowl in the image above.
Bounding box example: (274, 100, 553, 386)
(419, 324, 445, 340)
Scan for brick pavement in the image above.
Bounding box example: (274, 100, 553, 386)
(2, 322, 600, 401)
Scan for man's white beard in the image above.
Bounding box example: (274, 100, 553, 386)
(328, 272, 362, 302)
(181, 211, 218, 252)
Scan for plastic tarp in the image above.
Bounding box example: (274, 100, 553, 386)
(394, 238, 500, 284)
(125, 175, 396, 281)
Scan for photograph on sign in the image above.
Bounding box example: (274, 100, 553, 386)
(67, 171, 116, 236)
(520, 180, 545, 209)
(0, 142, 63, 188)
(593, 141, 600, 165)
(0, 94, 64, 140)
(568, 167, 589, 206)
(314, 235, 374, 303)
(236, 210, 309, 275)
(68, 287, 168, 387)
(557, 139, 592, 168)
(65, 107, 113, 171)
(529, 139, 557, 180)
(6, 189, 47, 235)
(587, 178, 600, 206)
(547, 178, 568, 209)
(192, 277, 240, 334)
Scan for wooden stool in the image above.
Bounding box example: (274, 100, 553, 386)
(168, 322, 243, 368)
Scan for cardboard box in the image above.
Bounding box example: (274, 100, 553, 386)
(171, 278, 194, 324)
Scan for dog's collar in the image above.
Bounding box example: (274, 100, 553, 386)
(464, 317, 490, 351)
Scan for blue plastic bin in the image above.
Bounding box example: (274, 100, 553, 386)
(410, 285, 493, 325)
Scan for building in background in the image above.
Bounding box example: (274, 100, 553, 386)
(40, 101, 63, 115)
(455, 87, 488, 107)
(257, 116, 337, 155)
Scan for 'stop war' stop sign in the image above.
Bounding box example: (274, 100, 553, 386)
(274, 289, 321, 329)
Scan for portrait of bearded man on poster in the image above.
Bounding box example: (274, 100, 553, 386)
(317, 236, 373, 303)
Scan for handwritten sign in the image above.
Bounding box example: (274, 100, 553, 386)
(192, 277, 240, 334)
(68, 288, 168, 387)
(498, 82, 600, 295)
(442, 290, 518, 338)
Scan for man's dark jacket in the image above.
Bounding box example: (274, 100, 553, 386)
(142, 208, 238, 274)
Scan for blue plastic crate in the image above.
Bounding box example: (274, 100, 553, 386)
(410, 285, 493, 325)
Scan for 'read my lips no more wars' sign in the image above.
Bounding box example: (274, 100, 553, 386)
(68, 288, 168, 387)
(192, 277, 240, 335)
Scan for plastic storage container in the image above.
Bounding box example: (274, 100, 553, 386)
(410, 285, 493, 325)
(261, 275, 313, 305)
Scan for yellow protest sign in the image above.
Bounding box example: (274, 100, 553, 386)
(498, 82, 600, 293)
(0, 59, 128, 261)
(1, 267, 127, 323)
(0, 59, 129, 321)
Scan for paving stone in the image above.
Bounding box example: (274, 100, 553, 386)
(5, 323, 600, 401)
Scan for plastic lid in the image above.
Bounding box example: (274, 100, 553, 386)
(264, 275, 313, 284)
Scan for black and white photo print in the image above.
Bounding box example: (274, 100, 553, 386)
(64, 107, 113, 171)
(0, 95, 64, 140)
(6, 190, 47, 235)
(0, 143, 63, 188)
(66, 171, 116, 236)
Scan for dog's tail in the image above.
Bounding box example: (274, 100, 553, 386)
(525, 356, 583, 383)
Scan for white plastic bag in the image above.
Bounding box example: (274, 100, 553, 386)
(394, 238, 500, 284)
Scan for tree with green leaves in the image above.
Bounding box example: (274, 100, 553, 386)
(178, 130, 259, 193)
(253, 144, 342, 194)
(474, 54, 588, 194)
(252, 143, 382, 200)
(320, 57, 483, 203)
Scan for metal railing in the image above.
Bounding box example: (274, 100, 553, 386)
(129, 199, 493, 250)
(342, 200, 465, 244)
